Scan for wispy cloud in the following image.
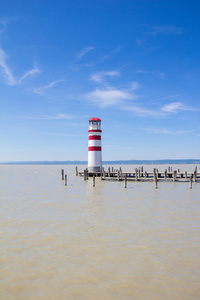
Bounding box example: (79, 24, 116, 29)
(144, 128, 195, 135)
(33, 79, 66, 94)
(136, 70, 166, 79)
(0, 47, 41, 85)
(77, 46, 95, 60)
(123, 105, 166, 117)
(21, 113, 75, 120)
(142, 24, 183, 36)
(161, 94, 181, 100)
(161, 102, 196, 113)
(85, 87, 136, 107)
(38, 113, 74, 120)
(90, 70, 120, 83)
(18, 65, 41, 83)
(0, 48, 16, 85)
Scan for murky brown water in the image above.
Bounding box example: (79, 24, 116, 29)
(0, 164, 200, 299)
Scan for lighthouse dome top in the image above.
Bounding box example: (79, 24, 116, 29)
(89, 117, 101, 121)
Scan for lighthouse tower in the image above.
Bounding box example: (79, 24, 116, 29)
(88, 117, 102, 172)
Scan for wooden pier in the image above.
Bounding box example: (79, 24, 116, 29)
(77, 166, 200, 183)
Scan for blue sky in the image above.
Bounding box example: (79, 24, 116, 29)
(0, 0, 200, 161)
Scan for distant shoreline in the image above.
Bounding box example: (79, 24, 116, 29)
(1, 159, 200, 165)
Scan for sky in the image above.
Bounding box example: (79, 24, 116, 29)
(0, 0, 200, 162)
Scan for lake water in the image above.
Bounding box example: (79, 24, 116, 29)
(0, 164, 200, 299)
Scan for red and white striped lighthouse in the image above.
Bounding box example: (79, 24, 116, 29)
(88, 117, 102, 172)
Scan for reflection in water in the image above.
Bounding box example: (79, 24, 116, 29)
(0, 164, 200, 299)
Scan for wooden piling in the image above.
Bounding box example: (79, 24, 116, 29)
(173, 170, 177, 182)
(65, 174, 67, 186)
(153, 168, 157, 189)
(117, 170, 120, 181)
(75, 166, 78, 176)
(185, 171, 187, 181)
(84, 170, 86, 181)
(164, 169, 167, 180)
(135, 168, 138, 181)
(93, 175, 95, 187)
(108, 167, 110, 177)
(194, 171, 197, 182)
(61, 169, 64, 180)
(124, 174, 127, 188)
(189, 176, 192, 189)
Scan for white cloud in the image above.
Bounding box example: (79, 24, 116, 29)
(161, 102, 186, 113)
(123, 105, 166, 117)
(136, 70, 166, 79)
(90, 70, 120, 83)
(33, 79, 66, 94)
(0, 48, 16, 85)
(143, 25, 183, 36)
(161, 94, 181, 100)
(38, 113, 74, 120)
(85, 87, 135, 107)
(144, 128, 195, 135)
(130, 81, 139, 90)
(0, 47, 41, 85)
(77, 46, 95, 60)
(18, 65, 41, 83)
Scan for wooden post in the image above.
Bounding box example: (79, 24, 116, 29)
(168, 166, 170, 173)
(135, 168, 138, 181)
(194, 170, 197, 182)
(84, 170, 86, 181)
(65, 174, 67, 186)
(117, 170, 120, 181)
(75, 166, 78, 176)
(164, 169, 167, 180)
(93, 175, 95, 187)
(108, 167, 110, 177)
(61, 169, 64, 180)
(141, 166, 143, 177)
(189, 176, 192, 189)
(124, 174, 127, 188)
(138, 168, 141, 179)
(185, 171, 187, 181)
(144, 171, 147, 178)
(153, 168, 157, 189)
(173, 170, 177, 182)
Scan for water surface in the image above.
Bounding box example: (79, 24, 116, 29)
(0, 165, 200, 299)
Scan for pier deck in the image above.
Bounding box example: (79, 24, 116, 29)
(77, 167, 200, 182)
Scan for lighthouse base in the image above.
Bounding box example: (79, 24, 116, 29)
(88, 166, 101, 172)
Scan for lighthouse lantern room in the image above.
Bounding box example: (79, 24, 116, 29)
(88, 117, 102, 172)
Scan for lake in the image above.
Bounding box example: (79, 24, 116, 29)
(0, 164, 200, 299)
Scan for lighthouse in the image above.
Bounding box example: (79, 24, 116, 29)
(88, 117, 102, 172)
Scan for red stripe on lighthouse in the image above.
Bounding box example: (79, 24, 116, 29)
(89, 135, 101, 140)
(88, 146, 102, 151)
(88, 130, 102, 133)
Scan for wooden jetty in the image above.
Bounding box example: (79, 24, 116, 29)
(76, 166, 200, 183)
